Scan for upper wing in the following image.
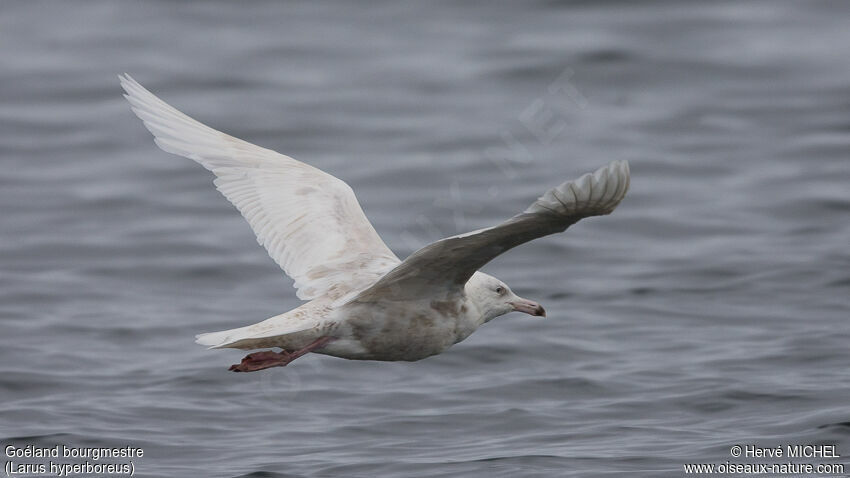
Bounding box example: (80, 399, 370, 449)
(352, 160, 629, 302)
(120, 74, 399, 301)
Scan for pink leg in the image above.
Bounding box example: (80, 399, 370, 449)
(229, 336, 336, 372)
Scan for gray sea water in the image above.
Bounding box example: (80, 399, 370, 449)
(2, 1, 849, 477)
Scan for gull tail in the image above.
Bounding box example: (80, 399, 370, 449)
(195, 308, 323, 350)
(525, 160, 630, 218)
(194, 323, 305, 350)
(194, 325, 302, 351)
(195, 329, 240, 349)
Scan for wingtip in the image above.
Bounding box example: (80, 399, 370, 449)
(118, 74, 148, 98)
(526, 159, 630, 217)
(118, 74, 138, 97)
(616, 160, 631, 197)
(195, 332, 226, 349)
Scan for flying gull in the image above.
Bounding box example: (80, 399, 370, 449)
(119, 74, 630, 372)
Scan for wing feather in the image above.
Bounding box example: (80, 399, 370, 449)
(120, 74, 399, 300)
(353, 160, 630, 301)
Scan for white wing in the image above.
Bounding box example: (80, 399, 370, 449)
(120, 74, 399, 301)
(353, 160, 630, 301)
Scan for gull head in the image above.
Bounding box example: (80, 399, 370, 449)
(467, 272, 546, 323)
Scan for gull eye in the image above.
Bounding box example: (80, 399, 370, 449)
(495, 286, 505, 295)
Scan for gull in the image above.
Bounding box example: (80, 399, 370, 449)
(119, 74, 630, 372)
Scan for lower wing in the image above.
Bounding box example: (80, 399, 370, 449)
(353, 160, 630, 302)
